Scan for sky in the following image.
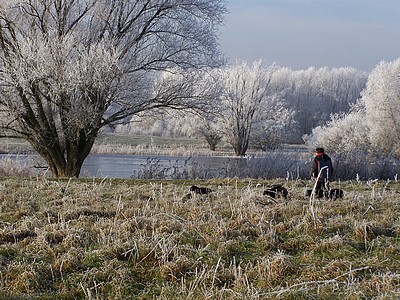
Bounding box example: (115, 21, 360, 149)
(219, 0, 400, 72)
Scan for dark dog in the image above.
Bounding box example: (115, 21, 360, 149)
(306, 188, 344, 199)
(326, 188, 344, 199)
(190, 185, 213, 195)
(263, 184, 288, 198)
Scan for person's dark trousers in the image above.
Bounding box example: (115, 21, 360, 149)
(315, 181, 324, 198)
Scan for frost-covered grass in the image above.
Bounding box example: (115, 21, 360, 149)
(0, 138, 33, 154)
(0, 177, 399, 299)
(0, 157, 37, 177)
(92, 134, 218, 156)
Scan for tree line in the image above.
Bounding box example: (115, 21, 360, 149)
(118, 63, 368, 154)
(305, 58, 400, 160)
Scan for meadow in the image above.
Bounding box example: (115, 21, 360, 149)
(0, 176, 399, 299)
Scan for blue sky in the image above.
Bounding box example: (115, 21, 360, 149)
(219, 0, 400, 71)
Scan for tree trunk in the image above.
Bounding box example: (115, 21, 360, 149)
(234, 145, 248, 156)
(232, 136, 249, 156)
(28, 130, 97, 178)
(204, 134, 221, 151)
(232, 124, 250, 156)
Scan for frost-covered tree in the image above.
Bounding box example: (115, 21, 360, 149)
(270, 67, 367, 140)
(0, 0, 226, 177)
(193, 120, 222, 150)
(303, 102, 369, 154)
(250, 107, 294, 150)
(132, 67, 226, 151)
(362, 59, 400, 155)
(304, 58, 400, 158)
(189, 69, 225, 150)
(218, 61, 289, 156)
(114, 63, 367, 149)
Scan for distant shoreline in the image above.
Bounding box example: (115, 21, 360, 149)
(0, 134, 307, 157)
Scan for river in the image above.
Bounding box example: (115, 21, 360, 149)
(81, 154, 243, 179)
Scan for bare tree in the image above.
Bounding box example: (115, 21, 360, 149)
(0, 0, 226, 177)
(193, 119, 222, 151)
(218, 61, 288, 156)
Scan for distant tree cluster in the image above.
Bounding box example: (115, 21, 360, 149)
(270, 66, 367, 140)
(305, 58, 400, 159)
(121, 64, 367, 153)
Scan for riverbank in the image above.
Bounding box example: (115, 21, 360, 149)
(0, 177, 399, 299)
(0, 135, 312, 180)
(91, 134, 245, 157)
(0, 134, 232, 157)
(0, 134, 307, 157)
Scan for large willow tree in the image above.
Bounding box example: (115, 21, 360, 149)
(0, 0, 226, 177)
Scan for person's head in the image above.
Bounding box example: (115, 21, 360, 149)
(314, 147, 325, 155)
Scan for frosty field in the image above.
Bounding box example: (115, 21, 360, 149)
(0, 177, 399, 299)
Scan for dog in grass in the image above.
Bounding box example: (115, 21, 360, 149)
(190, 185, 213, 195)
(263, 184, 288, 199)
(183, 185, 214, 200)
(326, 188, 344, 199)
(306, 188, 344, 199)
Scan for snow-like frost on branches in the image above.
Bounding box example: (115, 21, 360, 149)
(363, 59, 400, 155)
(304, 110, 369, 154)
(0, 0, 227, 177)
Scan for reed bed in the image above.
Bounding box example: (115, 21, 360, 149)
(0, 176, 399, 299)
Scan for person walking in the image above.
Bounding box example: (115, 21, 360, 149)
(312, 147, 333, 198)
